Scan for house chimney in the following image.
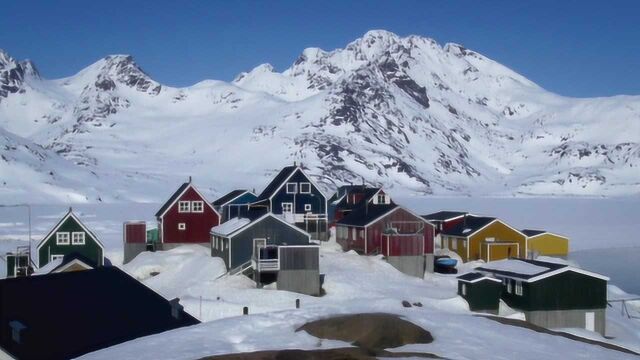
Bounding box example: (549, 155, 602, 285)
(188, 176, 192, 183)
(9, 321, 26, 344)
(293, 161, 297, 166)
(169, 298, 183, 320)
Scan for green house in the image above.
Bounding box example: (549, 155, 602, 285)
(457, 272, 503, 313)
(36, 209, 105, 268)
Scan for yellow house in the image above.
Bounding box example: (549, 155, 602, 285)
(522, 229, 569, 258)
(441, 215, 527, 262)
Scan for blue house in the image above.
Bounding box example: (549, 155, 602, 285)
(251, 164, 328, 240)
(212, 189, 258, 223)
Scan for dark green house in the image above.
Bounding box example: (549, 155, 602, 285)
(36, 209, 105, 269)
(476, 259, 609, 336)
(457, 272, 503, 313)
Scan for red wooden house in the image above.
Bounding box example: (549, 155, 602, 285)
(336, 203, 435, 277)
(155, 179, 220, 249)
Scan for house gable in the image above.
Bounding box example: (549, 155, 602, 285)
(159, 185, 220, 244)
(36, 212, 104, 268)
(268, 168, 327, 215)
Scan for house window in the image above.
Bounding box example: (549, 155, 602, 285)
(461, 283, 467, 296)
(56, 232, 70, 245)
(304, 204, 312, 212)
(300, 183, 311, 194)
(515, 281, 523, 296)
(72, 232, 85, 245)
(377, 194, 386, 204)
(192, 201, 204, 213)
(178, 223, 186, 230)
(286, 183, 297, 194)
(507, 279, 513, 294)
(282, 203, 293, 213)
(51, 254, 64, 262)
(178, 201, 190, 213)
(451, 238, 457, 250)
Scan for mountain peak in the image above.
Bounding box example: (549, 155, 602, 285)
(77, 54, 161, 95)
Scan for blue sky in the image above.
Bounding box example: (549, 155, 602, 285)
(1, 1, 638, 97)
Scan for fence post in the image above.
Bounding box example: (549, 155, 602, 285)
(243, 306, 249, 315)
(295, 299, 300, 309)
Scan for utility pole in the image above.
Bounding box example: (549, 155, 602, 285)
(0, 204, 32, 264)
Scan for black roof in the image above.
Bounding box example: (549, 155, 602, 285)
(254, 165, 298, 203)
(155, 182, 190, 217)
(422, 211, 467, 222)
(334, 187, 382, 210)
(441, 215, 496, 237)
(521, 229, 547, 237)
(0, 267, 199, 360)
(337, 203, 398, 227)
(476, 258, 568, 280)
(212, 189, 251, 206)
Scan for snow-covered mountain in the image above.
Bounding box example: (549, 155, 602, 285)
(1, 30, 639, 203)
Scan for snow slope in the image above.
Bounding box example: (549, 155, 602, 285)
(79, 243, 640, 359)
(1, 30, 639, 202)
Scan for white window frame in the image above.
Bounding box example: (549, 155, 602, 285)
(178, 201, 191, 213)
(304, 203, 312, 212)
(51, 254, 65, 262)
(461, 283, 467, 296)
(56, 232, 70, 245)
(178, 223, 186, 230)
(281, 202, 293, 213)
(286, 183, 297, 194)
(377, 194, 386, 204)
(72, 232, 85, 245)
(191, 201, 204, 213)
(299, 182, 311, 194)
(515, 281, 523, 296)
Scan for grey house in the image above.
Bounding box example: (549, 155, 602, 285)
(210, 212, 320, 295)
(210, 212, 311, 271)
(476, 259, 609, 335)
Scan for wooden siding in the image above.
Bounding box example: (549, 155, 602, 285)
(213, 216, 310, 269)
(220, 192, 257, 223)
(37, 217, 103, 268)
(270, 169, 326, 216)
(279, 247, 319, 271)
(458, 280, 502, 312)
(160, 187, 219, 244)
(123, 222, 146, 244)
(337, 208, 434, 256)
(468, 221, 526, 260)
(480, 242, 519, 262)
(500, 271, 607, 311)
(528, 233, 569, 257)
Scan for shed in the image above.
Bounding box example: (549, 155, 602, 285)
(457, 272, 503, 313)
(476, 258, 609, 335)
(123, 221, 147, 264)
(0, 267, 199, 360)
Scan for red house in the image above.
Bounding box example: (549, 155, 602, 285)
(155, 179, 220, 249)
(336, 203, 435, 277)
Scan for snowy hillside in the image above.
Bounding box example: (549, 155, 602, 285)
(78, 244, 640, 360)
(1, 30, 639, 202)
